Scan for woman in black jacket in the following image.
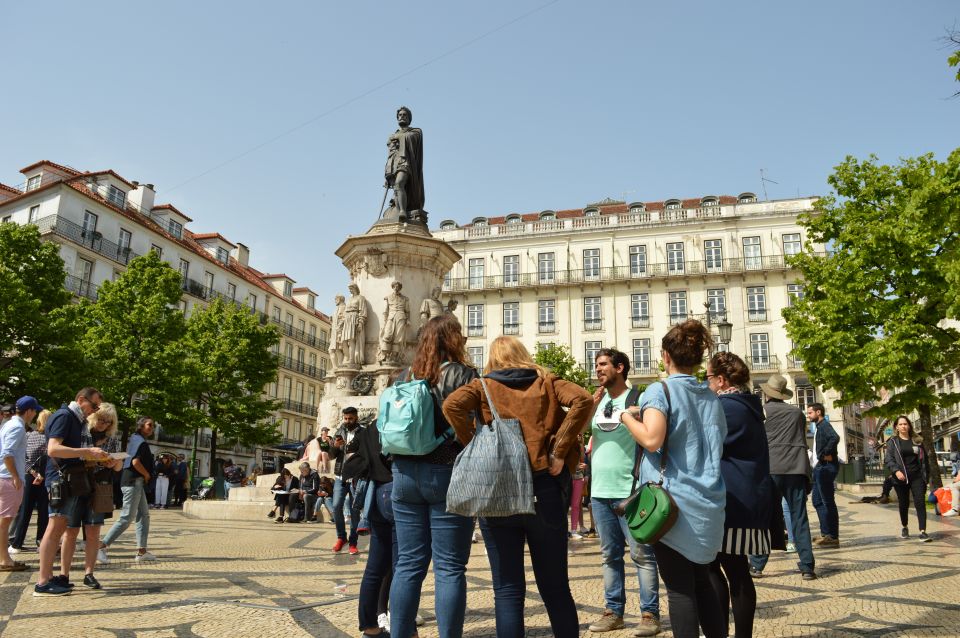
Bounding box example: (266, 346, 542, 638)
(268, 468, 299, 523)
(885, 416, 931, 542)
(706, 352, 774, 638)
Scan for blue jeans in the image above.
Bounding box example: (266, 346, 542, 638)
(750, 474, 815, 574)
(390, 458, 473, 638)
(102, 477, 151, 549)
(812, 463, 839, 538)
(480, 471, 578, 638)
(359, 482, 397, 631)
(332, 478, 358, 544)
(591, 496, 660, 618)
(782, 497, 794, 543)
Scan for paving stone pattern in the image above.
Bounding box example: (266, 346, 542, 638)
(1, 496, 958, 637)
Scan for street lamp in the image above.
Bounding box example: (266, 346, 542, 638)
(704, 302, 734, 353)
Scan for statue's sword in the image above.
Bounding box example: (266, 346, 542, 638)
(378, 185, 390, 219)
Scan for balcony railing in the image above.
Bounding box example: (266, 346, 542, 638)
(277, 354, 326, 380)
(467, 324, 484, 337)
(36, 214, 142, 266)
(279, 398, 317, 417)
(584, 319, 603, 331)
(786, 355, 805, 369)
(669, 313, 689, 325)
(502, 323, 519, 335)
(538, 321, 556, 333)
(443, 255, 809, 293)
(747, 355, 781, 372)
(271, 317, 330, 351)
(64, 274, 99, 301)
(631, 316, 650, 329)
(748, 310, 768, 322)
(632, 364, 657, 377)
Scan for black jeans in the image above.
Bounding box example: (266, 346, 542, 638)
(653, 541, 727, 638)
(479, 471, 578, 638)
(10, 478, 48, 549)
(359, 481, 397, 631)
(707, 553, 756, 638)
(893, 476, 927, 531)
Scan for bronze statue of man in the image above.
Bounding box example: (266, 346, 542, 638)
(386, 106, 425, 223)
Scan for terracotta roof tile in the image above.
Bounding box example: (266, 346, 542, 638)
(84, 170, 138, 190)
(190, 232, 237, 248)
(151, 203, 194, 222)
(19, 160, 80, 176)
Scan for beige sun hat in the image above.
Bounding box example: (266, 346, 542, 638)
(759, 373, 794, 400)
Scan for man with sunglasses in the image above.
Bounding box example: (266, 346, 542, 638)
(34, 387, 109, 596)
(587, 349, 661, 636)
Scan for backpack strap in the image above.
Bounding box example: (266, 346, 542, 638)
(624, 386, 641, 409)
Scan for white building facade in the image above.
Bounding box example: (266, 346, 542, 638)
(0, 161, 331, 475)
(435, 194, 850, 452)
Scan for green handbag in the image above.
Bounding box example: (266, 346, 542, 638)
(614, 381, 679, 544)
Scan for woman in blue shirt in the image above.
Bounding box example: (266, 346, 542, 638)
(620, 320, 727, 638)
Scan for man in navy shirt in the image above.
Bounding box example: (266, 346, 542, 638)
(34, 387, 108, 597)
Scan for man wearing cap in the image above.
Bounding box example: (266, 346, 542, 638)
(35, 387, 108, 596)
(0, 396, 40, 572)
(749, 374, 817, 580)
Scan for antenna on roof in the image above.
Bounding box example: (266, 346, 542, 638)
(760, 169, 778, 201)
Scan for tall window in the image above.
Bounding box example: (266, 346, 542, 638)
(308, 352, 317, 369)
(585, 341, 602, 374)
(28, 205, 40, 223)
(273, 306, 282, 322)
(176, 258, 188, 282)
(583, 248, 600, 279)
(503, 254, 519, 286)
(76, 257, 94, 284)
(118, 228, 132, 261)
(667, 242, 685, 274)
(629, 245, 647, 277)
(704, 239, 723, 272)
(538, 252, 555, 284)
(283, 377, 293, 400)
(248, 293, 257, 310)
(787, 283, 804, 306)
(285, 312, 294, 326)
(467, 304, 484, 336)
(296, 381, 304, 403)
(502, 302, 519, 335)
(296, 347, 305, 366)
(307, 385, 316, 408)
(204, 271, 214, 294)
(107, 185, 126, 208)
(298, 319, 305, 334)
(150, 244, 162, 258)
(227, 282, 237, 300)
(782, 233, 802, 256)
(747, 286, 767, 321)
(584, 297, 602, 330)
(309, 324, 317, 341)
(631, 293, 649, 328)
(469, 346, 485, 370)
(468, 258, 484, 289)
(633, 338, 651, 372)
(168, 219, 183, 239)
(669, 291, 688, 323)
(707, 289, 726, 319)
(743, 236, 762, 270)
(796, 386, 816, 411)
(538, 299, 556, 333)
(82, 210, 98, 238)
(750, 333, 770, 365)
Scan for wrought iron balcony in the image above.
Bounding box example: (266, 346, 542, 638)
(502, 323, 520, 335)
(584, 319, 603, 331)
(36, 214, 142, 266)
(467, 324, 484, 337)
(631, 316, 650, 329)
(748, 310, 768, 322)
(538, 321, 556, 333)
(279, 398, 317, 417)
(747, 355, 781, 372)
(64, 275, 99, 301)
(277, 354, 325, 380)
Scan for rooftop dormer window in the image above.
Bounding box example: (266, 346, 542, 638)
(472, 217, 488, 227)
(628, 202, 646, 214)
(539, 210, 556, 221)
(26, 175, 41, 191)
(283, 281, 293, 297)
(107, 185, 126, 208)
(584, 207, 600, 217)
(701, 196, 719, 207)
(216, 247, 229, 264)
(439, 220, 457, 230)
(168, 219, 183, 239)
(665, 199, 681, 210)
(738, 192, 757, 204)
(506, 215, 522, 224)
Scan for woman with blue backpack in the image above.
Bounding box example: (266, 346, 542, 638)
(386, 314, 478, 638)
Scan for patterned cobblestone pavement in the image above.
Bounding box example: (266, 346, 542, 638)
(1, 495, 957, 637)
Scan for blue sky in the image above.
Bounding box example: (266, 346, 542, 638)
(2, 1, 957, 305)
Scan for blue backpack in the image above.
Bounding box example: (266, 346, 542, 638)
(379, 365, 452, 456)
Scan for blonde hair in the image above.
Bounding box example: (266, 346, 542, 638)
(36, 409, 51, 434)
(484, 336, 546, 377)
(87, 402, 118, 439)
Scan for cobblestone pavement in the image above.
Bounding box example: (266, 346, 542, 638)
(1, 495, 958, 637)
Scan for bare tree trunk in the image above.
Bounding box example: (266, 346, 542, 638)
(917, 403, 943, 489)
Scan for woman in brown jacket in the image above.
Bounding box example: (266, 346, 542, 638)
(443, 336, 593, 638)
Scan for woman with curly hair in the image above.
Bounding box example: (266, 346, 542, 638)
(389, 313, 478, 638)
(885, 415, 931, 542)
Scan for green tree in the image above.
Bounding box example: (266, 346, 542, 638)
(534, 342, 592, 389)
(179, 298, 281, 475)
(784, 151, 960, 488)
(0, 223, 86, 406)
(84, 251, 186, 438)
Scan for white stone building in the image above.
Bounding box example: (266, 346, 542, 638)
(435, 193, 851, 453)
(0, 160, 331, 474)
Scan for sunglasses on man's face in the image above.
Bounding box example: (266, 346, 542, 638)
(596, 400, 621, 432)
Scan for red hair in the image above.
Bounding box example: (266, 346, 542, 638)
(411, 314, 469, 383)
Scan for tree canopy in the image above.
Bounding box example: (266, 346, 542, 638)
(0, 223, 86, 406)
(784, 150, 960, 486)
(534, 342, 592, 389)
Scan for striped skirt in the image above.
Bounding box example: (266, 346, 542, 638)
(722, 527, 770, 556)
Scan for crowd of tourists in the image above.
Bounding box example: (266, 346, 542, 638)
(2, 313, 954, 633)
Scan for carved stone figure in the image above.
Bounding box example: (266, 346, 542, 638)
(419, 286, 444, 325)
(446, 299, 459, 313)
(329, 294, 346, 368)
(384, 106, 425, 224)
(341, 283, 368, 367)
(378, 281, 410, 365)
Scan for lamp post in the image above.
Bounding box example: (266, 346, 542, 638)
(704, 302, 734, 354)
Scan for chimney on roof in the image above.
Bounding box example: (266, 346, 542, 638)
(232, 242, 250, 267)
(127, 182, 156, 215)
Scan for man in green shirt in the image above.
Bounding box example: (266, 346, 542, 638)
(587, 349, 661, 636)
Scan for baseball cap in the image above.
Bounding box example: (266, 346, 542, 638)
(15, 396, 43, 413)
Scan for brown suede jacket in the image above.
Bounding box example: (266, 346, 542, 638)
(442, 368, 593, 474)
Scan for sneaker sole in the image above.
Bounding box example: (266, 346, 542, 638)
(33, 590, 71, 597)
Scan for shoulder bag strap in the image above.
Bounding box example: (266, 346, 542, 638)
(657, 380, 671, 485)
(478, 377, 503, 426)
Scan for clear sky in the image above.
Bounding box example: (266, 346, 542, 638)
(2, 1, 957, 306)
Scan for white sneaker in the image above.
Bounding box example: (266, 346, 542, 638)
(135, 551, 157, 562)
(97, 548, 109, 564)
(569, 532, 583, 540)
(943, 509, 959, 517)
(7, 545, 19, 555)
(377, 612, 389, 630)
(415, 613, 425, 627)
